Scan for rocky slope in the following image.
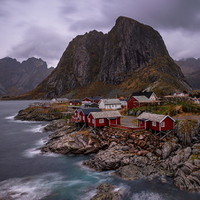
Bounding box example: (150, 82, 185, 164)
(175, 58, 200, 90)
(0, 57, 54, 97)
(38, 120, 200, 192)
(18, 16, 191, 99)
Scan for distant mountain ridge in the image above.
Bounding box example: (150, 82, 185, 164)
(0, 57, 54, 97)
(14, 16, 192, 99)
(175, 58, 200, 90)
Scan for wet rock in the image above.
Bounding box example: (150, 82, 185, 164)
(138, 134, 144, 140)
(44, 119, 66, 131)
(90, 183, 121, 200)
(155, 149, 162, 157)
(194, 159, 200, 168)
(175, 120, 199, 146)
(162, 141, 178, 159)
(137, 150, 149, 156)
(115, 163, 158, 181)
(192, 144, 200, 155)
(121, 146, 130, 151)
(83, 145, 134, 171)
(172, 154, 182, 165)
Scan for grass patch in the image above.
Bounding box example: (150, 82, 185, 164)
(128, 101, 200, 116)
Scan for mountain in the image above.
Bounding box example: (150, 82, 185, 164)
(16, 16, 192, 99)
(0, 57, 54, 97)
(175, 58, 200, 90)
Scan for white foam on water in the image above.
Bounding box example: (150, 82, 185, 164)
(0, 173, 64, 200)
(35, 138, 46, 146)
(80, 189, 97, 200)
(131, 191, 164, 200)
(5, 114, 16, 120)
(42, 152, 61, 158)
(24, 124, 46, 133)
(65, 179, 88, 187)
(22, 148, 41, 158)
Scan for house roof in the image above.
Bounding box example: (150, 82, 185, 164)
(89, 111, 121, 119)
(100, 99, 121, 105)
(132, 95, 151, 102)
(85, 102, 99, 107)
(129, 92, 154, 99)
(70, 99, 81, 102)
(77, 108, 102, 115)
(83, 96, 102, 101)
(137, 112, 175, 123)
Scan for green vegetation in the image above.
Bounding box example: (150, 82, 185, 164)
(129, 101, 200, 116)
(62, 114, 73, 120)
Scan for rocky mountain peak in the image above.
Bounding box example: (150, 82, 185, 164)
(15, 17, 192, 99)
(0, 57, 53, 97)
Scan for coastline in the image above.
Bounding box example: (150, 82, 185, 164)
(14, 106, 200, 197)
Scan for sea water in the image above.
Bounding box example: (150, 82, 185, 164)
(0, 100, 200, 200)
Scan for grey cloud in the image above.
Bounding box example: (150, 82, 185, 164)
(59, 0, 200, 35)
(8, 26, 68, 66)
(100, 0, 200, 31)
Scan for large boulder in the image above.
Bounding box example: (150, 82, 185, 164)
(83, 145, 135, 171)
(114, 163, 158, 180)
(90, 183, 121, 200)
(44, 119, 67, 131)
(162, 141, 179, 159)
(175, 120, 199, 146)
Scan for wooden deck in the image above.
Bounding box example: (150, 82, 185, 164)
(110, 124, 145, 130)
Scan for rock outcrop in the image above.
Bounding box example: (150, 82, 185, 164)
(18, 16, 192, 99)
(90, 183, 121, 200)
(38, 119, 200, 192)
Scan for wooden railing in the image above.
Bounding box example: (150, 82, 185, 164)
(110, 124, 145, 130)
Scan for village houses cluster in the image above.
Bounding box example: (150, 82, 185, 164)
(50, 91, 199, 132)
(51, 91, 184, 132)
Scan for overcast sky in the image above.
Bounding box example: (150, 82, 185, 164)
(0, 0, 200, 67)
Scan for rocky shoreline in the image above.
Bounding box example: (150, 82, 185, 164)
(14, 105, 200, 197)
(36, 118, 200, 194)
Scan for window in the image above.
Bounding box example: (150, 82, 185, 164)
(161, 122, 165, 127)
(152, 121, 156, 126)
(99, 119, 104, 124)
(92, 119, 94, 124)
(83, 116, 85, 121)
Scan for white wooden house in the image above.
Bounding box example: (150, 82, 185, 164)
(98, 99, 122, 110)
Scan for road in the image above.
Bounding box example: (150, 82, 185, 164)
(121, 115, 137, 127)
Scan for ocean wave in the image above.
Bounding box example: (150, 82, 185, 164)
(4, 114, 16, 120)
(131, 191, 164, 200)
(22, 148, 41, 158)
(4, 114, 36, 123)
(24, 124, 46, 133)
(42, 152, 61, 158)
(0, 173, 63, 200)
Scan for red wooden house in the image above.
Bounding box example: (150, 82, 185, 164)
(82, 96, 102, 104)
(137, 112, 175, 131)
(127, 92, 157, 109)
(127, 96, 151, 109)
(87, 111, 121, 127)
(71, 108, 102, 123)
(69, 100, 81, 106)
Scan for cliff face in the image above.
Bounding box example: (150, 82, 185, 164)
(175, 58, 200, 90)
(0, 57, 54, 97)
(18, 16, 192, 99)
